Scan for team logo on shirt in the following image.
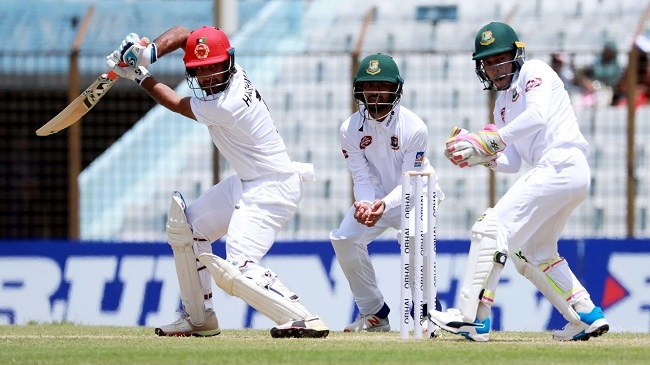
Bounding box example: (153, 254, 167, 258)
(359, 136, 372, 149)
(390, 135, 399, 150)
(194, 37, 210, 60)
(500, 107, 506, 122)
(414, 152, 425, 167)
(366, 60, 381, 75)
(512, 88, 519, 102)
(525, 78, 542, 92)
(342, 149, 349, 158)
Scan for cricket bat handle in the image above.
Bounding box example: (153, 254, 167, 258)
(106, 37, 150, 80)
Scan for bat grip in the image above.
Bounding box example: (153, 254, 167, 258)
(107, 62, 126, 80)
(106, 38, 149, 80)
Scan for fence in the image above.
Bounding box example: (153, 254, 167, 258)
(1, 49, 647, 240)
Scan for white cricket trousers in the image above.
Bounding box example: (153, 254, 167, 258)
(185, 172, 303, 264)
(330, 205, 403, 316)
(494, 147, 590, 265)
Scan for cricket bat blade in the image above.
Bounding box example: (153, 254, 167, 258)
(36, 71, 119, 136)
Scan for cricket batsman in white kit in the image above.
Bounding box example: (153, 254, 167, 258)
(330, 53, 444, 332)
(429, 22, 609, 341)
(106, 26, 328, 338)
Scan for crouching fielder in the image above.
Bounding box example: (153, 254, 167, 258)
(429, 22, 608, 342)
(106, 26, 328, 338)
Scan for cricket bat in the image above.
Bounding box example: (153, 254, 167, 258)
(36, 38, 149, 136)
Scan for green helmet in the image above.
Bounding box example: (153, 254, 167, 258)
(473, 22, 522, 60)
(472, 22, 526, 91)
(354, 53, 404, 84)
(353, 53, 404, 119)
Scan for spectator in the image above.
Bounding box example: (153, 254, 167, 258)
(611, 36, 650, 108)
(592, 40, 623, 89)
(574, 41, 623, 108)
(550, 52, 575, 91)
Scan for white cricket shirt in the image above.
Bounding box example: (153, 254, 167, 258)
(190, 64, 294, 181)
(339, 104, 436, 211)
(493, 59, 589, 173)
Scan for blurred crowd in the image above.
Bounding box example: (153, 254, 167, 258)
(550, 35, 650, 110)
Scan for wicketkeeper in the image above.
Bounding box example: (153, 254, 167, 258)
(429, 21, 609, 342)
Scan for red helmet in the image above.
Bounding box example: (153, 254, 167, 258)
(183, 26, 234, 68)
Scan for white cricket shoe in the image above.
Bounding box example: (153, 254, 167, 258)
(553, 306, 609, 341)
(270, 316, 330, 338)
(343, 314, 390, 332)
(155, 308, 221, 337)
(428, 308, 490, 342)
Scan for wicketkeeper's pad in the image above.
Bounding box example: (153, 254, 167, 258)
(513, 251, 581, 324)
(458, 208, 507, 322)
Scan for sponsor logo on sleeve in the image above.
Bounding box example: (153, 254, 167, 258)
(500, 107, 506, 122)
(525, 77, 542, 92)
(342, 149, 349, 158)
(414, 151, 424, 167)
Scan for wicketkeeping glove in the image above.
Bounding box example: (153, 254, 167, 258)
(445, 124, 504, 168)
(117, 33, 158, 69)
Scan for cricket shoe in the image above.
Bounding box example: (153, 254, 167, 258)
(155, 308, 221, 337)
(270, 316, 330, 338)
(428, 308, 490, 342)
(553, 306, 609, 341)
(343, 314, 390, 332)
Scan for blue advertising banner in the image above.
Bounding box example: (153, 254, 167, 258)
(1, 239, 648, 333)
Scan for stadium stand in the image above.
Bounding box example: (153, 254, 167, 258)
(2, 0, 649, 240)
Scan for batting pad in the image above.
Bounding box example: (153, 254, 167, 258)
(198, 253, 311, 325)
(167, 192, 206, 327)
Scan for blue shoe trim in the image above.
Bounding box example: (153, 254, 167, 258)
(578, 306, 605, 326)
(457, 318, 490, 341)
(476, 317, 490, 334)
(573, 330, 588, 340)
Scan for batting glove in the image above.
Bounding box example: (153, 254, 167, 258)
(106, 53, 151, 85)
(117, 33, 158, 69)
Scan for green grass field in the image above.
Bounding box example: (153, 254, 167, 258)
(1, 324, 649, 365)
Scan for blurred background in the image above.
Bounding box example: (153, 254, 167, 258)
(1, 0, 649, 241)
(2, 0, 650, 332)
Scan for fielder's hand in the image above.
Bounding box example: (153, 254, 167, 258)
(354, 199, 385, 227)
(106, 53, 151, 84)
(116, 33, 157, 69)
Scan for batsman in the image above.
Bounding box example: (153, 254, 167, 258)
(428, 22, 609, 342)
(105, 26, 328, 338)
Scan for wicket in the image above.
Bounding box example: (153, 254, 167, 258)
(400, 171, 437, 339)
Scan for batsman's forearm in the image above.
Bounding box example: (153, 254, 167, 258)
(152, 26, 192, 58)
(140, 76, 196, 120)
